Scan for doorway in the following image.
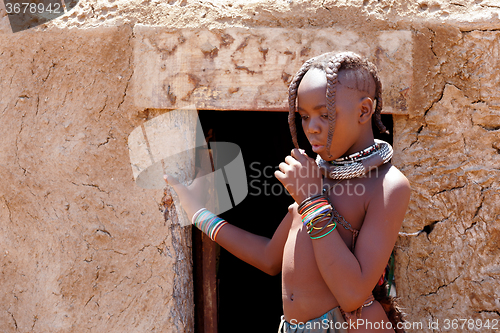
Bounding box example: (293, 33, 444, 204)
(194, 110, 393, 332)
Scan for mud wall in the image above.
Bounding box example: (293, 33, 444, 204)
(394, 25, 500, 329)
(0, 1, 499, 332)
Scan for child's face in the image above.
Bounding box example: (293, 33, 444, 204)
(297, 68, 365, 161)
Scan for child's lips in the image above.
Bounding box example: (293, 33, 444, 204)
(311, 144, 324, 152)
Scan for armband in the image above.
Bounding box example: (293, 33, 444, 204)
(192, 208, 228, 242)
(298, 195, 337, 240)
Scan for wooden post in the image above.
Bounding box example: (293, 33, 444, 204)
(129, 107, 200, 332)
(193, 145, 218, 333)
(164, 191, 194, 333)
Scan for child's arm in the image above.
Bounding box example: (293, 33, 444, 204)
(214, 209, 292, 275)
(164, 174, 291, 276)
(275, 149, 410, 312)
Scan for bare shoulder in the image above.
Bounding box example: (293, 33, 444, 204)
(356, 165, 411, 254)
(381, 165, 411, 193)
(366, 163, 410, 194)
(366, 164, 411, 222)
(365, 164, 411, 228)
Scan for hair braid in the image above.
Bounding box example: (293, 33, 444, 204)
(371, 66, 388, 134)
(288, 58, 316, 148)
(325, 55, 343, 159)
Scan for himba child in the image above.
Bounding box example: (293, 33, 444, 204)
(164, 51, 411, 332)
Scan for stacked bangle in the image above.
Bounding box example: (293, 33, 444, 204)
(192, 208, 228, 242)
(298, 195, 337, 240)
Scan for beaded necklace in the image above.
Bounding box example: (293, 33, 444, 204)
(333, 142, 380, 162)
(316, 139, 393, 180)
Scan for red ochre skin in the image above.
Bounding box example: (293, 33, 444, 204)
(165, 68, 411, 332)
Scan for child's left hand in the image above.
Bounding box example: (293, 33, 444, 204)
(274, 148, 323, 204)
(163, 167, 209, 222)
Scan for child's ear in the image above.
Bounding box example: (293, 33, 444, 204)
(358, 97, 375, 124)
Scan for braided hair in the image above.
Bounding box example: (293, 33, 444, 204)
(288, 51, 387, 159)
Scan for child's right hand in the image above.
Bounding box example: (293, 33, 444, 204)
(163, 173, 205, 222)
(274, 148, 323, 204)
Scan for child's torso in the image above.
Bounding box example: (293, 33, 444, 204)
(281, 172, 382, 323)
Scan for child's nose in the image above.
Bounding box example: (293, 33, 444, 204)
(307, 117, 321, 133)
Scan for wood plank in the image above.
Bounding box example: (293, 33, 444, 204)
(193, 144, 219, 333)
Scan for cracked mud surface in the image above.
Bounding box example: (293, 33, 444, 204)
(0, 26, 184, 332)
(393, 28, 500, 330)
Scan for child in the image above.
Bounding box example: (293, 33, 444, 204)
(164, 51, 411, 332)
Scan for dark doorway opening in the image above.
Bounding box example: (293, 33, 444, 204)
(193, 110, 393, 333)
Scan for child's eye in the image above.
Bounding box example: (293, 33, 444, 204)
(300, 115, 309, 120)
(321, 114, 329, 119)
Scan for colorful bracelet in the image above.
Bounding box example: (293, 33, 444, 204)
(300, 196, 330, 224)
(192, 208, 228, 242)
(298, 194, 325, 213)
(310, 224, 337, 240)
(303, 205, 331, 227)
(192, 208, 206, 223)
(298, 194, 338, 240)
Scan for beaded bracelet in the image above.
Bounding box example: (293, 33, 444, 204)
(309, 213, 335, 238)
(299, 195, 329, 228)
(298, 194, 325, 213)
(192, 208, 228, 242)
(310, 220, 337, 240)
(192, 208, 205, 223)
(303, 204, 331, 228)
(298, 195, 337, 239)
(299, 196, 330, 221)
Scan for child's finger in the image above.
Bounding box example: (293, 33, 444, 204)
(278, 161, 291, 175)
(274, 169, 286, 185)
(285, 155, 300, 166)
(164, 174, 190, 198)
(164, 174, 182, 188)
(291, 148, 309, 163)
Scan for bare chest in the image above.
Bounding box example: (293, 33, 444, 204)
(282, 186, 365, 281)
(281, 180, 370, 319)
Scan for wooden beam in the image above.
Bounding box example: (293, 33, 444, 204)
(131, 27, 413, 115)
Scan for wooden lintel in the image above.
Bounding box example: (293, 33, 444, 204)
(131, 27, 413, 115)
